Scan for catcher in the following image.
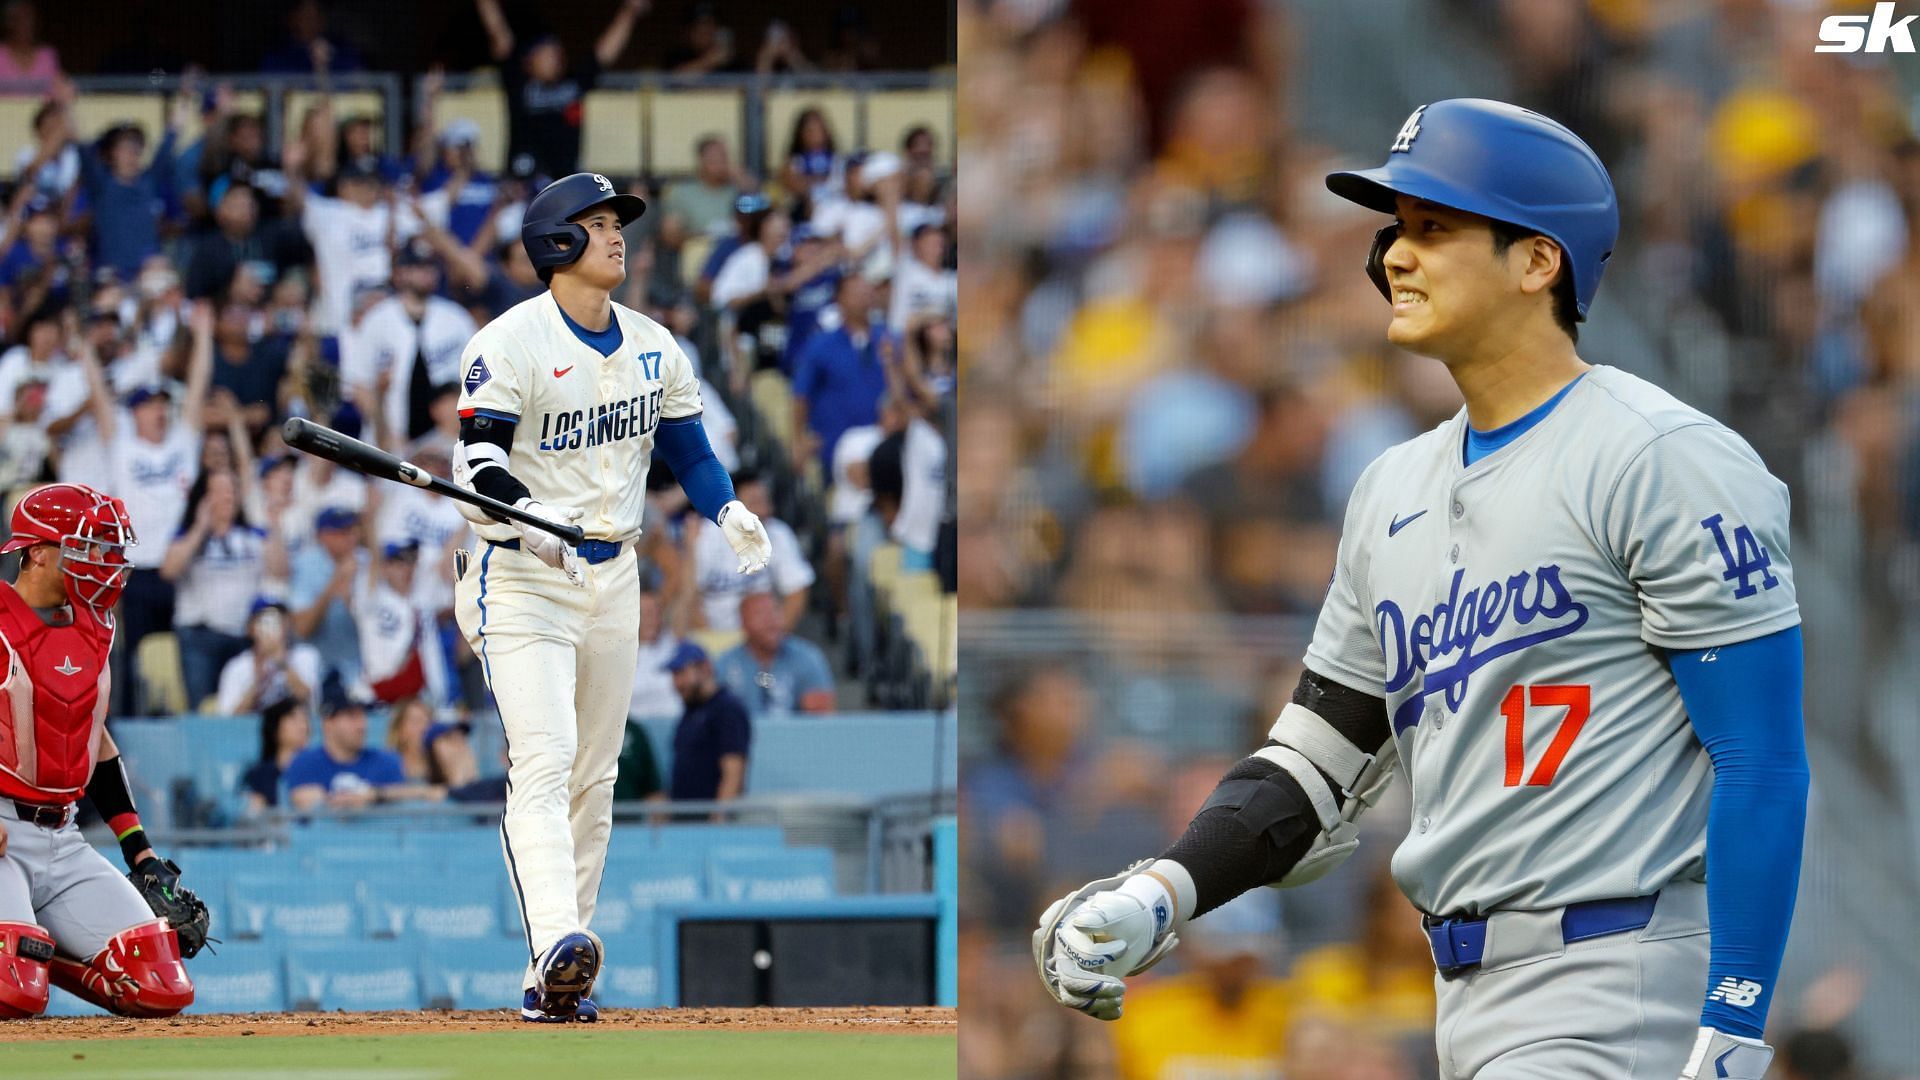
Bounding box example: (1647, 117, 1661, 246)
(0, 483, 211, 1019)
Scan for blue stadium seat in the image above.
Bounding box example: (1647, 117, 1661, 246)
(286, 943, 423, 1011)
(707, 848, 835, 903)
(586, 894, 638, 936)
(364, 879, 502, 940)
(625, 824, 785, 855)
(419, 938, 527, 1010)
(601, 853, 707, 906)
(185, 941, 287, 1014)
(589, 928, 660, 1009)
(228, 876, 363, 940)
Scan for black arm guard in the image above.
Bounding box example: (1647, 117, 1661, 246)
(458, 414, 531, 516)
(1158, 668, 1391, 917)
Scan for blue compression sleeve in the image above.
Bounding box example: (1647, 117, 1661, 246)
(1667, 625, 1809, 1038)
(656, 416, 736, 523)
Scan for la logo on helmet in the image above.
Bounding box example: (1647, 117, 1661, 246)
(593, 173, 612, 193)
(1391, 106, 1428, 154)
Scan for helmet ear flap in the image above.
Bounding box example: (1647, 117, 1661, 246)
(1365, 223, 1400, 302)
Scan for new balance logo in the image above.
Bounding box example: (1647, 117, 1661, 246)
(1818, 2, 1917, 52)
(1706, 977, 1763, 1008)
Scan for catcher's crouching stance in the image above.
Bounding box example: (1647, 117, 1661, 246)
(0, 484, 212, 1019)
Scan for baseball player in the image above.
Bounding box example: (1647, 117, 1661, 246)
(1034, 99, 1809, 1080)
(0, 483, 213, 1019)
(450, 171, 772, 1022)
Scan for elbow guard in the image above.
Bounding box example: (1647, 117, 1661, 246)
(455, 415, 530, 523)
(1161, 669, 1397, 916)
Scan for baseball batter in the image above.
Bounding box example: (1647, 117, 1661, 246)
(1035, 100, 1809, 1080)
(0, 483, 213, 1019)
(450, 172, 772, 1022)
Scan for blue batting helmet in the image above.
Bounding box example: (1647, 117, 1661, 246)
(520, 172, 648, 273)
(1325, 99, 1618, 320)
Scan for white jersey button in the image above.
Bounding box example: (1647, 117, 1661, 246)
(1452, 500, 1464, 519)
(1417, 816, 1431, 833)
(1449, 544, 1460, 563)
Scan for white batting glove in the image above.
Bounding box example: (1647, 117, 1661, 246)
(1679, 1027, 1773, 1079)
(513, 499, 586, 587)
(1032, 867, 1181, 1022)
(717, 500, 772, 574)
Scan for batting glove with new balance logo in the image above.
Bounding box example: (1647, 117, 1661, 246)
(718, 500, 772, 574)
(513, 499, 586, 586)
(1679, 1027, 1773, 1080)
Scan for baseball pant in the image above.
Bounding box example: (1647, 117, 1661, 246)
(0, 802, 154, 961)
(1433, 881, 1709, 1079)
(454, 541, 639, 989)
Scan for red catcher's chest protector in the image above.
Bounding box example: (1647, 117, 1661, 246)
(0, 584, 111, 803)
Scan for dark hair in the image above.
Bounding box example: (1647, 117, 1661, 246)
(901, 125, 932, 151)
(259, 696, 306, 764)
(786, 107, 835, 160)
(695, 133, 725, 156)
(1487, 220, 1579, 342)
(30, 98, 58, 133)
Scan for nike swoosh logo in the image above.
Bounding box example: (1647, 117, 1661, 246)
(1388, 510, 1428, 537)
(1701, 648, 1719, 663)
(553, 366, 574, 378)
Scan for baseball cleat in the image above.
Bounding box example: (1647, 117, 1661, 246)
(519, 988, 600, 1022)
(524, 930, 602, 1019)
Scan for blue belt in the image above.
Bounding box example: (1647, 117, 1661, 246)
(487, 537, 624, 565)
(1424, 893, 1660, 977)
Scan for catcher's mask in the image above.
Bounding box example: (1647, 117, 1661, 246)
(2, 483, 136, 619)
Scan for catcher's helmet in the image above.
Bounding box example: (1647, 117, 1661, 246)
(520, 172, 648, 273)
(2, 483, 136, 617)
(1326, 99, 1617, 320)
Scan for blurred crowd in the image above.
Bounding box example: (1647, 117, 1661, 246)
(959, 0, 1913, 1076)
(0, 0, 953, 817)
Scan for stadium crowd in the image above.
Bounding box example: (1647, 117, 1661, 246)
(0, 0, 953, 821)
(959, 0, 1907, 1077)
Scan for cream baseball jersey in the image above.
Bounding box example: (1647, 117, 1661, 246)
(1303, 366, 1799, 917)
(455, 293, 702, 544)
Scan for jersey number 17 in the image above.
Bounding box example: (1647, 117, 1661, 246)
(1500, 684, 1591, 787)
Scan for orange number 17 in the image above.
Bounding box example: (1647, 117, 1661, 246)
(1499, 684, 1592, 787)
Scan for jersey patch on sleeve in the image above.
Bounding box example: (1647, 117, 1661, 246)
(464, 355, 492, 395)
(1700, 514, 1780, 599)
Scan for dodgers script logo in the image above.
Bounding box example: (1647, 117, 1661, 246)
(1380, 564, 1589, 734)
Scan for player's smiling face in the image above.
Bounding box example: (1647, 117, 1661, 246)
(1382, 196, 1528, 358)
(565, 208, 628, 290)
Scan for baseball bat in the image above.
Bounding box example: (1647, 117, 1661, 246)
(281, 417, 588, 545)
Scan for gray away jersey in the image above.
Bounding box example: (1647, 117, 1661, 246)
(1304, 365, 1799, 917)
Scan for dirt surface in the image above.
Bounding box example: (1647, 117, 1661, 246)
(0, 1006, 957, 1042)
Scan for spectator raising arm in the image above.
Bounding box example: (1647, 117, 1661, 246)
(596, 0, 650, 67)
(178, 300, 215, 436)
(474, 0, 515, 62)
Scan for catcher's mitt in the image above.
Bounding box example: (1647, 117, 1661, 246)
(127, 857, 215, 958)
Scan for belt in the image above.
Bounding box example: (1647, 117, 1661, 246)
(12, 800, 74, 829)
(1424, 893, 1660, 977)
(487, 537, 624, 565)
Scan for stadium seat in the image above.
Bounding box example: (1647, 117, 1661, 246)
(868, 543, 904, 604)
(707, 848, 835, 904)
(184, 940, 287, 1014)
(282, 90, 388, 150)
(865, 88, 953, 165)
(228, 876, 362, 940)
(286, 943, 423, 1011)
(601, 853, 707, 906)
(432, 84, 508, 173)
(365, 878, 503, 940)
(678, 231, 716, 284)
(419, 938, 527, 1010)
(647, 88, 741, 175)
(581, 89, 644, 176)
(68, 94, 165, 152)
(631, 823, 786, 854)
(135, 632, 187, 717)
(689, 627, 743, 656)
(762, 89, 859, 171)
(750, 369, 795, 449)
